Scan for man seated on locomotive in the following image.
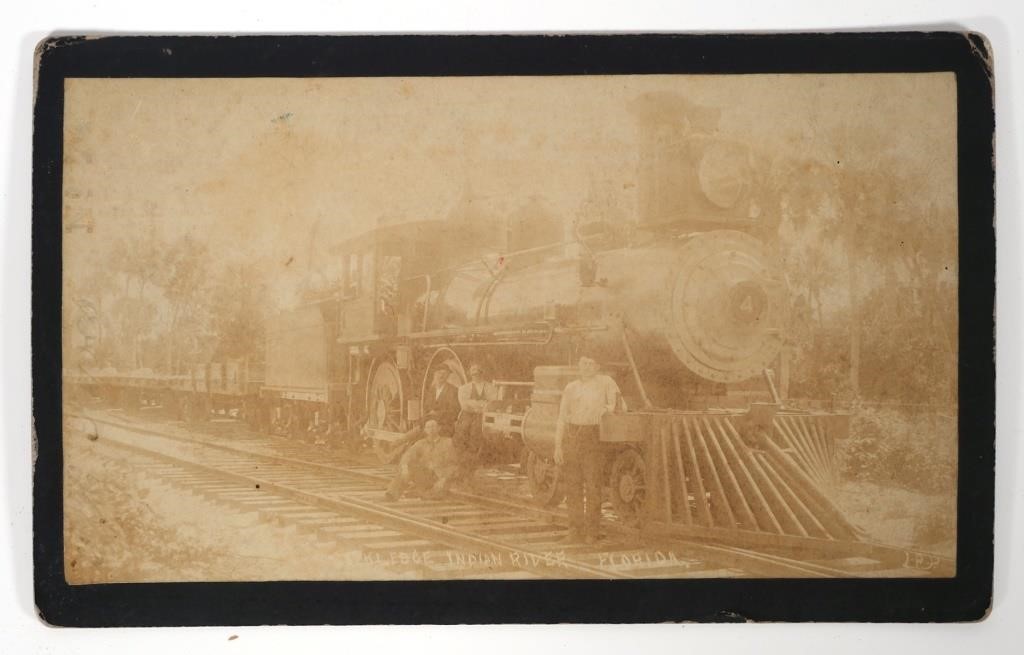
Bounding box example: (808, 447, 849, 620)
(553, 356, 621, 544)
(424, 368, 462, 435)
(384, 419, 458, 501)
(453, 363, 498, 481)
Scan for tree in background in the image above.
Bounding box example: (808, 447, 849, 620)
(64, 265, 117, 371)
(107, 220, 168, 369)
(207, 261, 268, 364)
(768, 127, 957, 408)
(79, 222, 270, 374)
(162, 234, 211, 373)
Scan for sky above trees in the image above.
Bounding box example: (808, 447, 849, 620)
(62, 73, 956, 280)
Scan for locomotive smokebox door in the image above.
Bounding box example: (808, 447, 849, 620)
(600, 412, 648, 443)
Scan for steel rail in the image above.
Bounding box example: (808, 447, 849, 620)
(68, 414, 627, 580)
(68, 410, 931, 579)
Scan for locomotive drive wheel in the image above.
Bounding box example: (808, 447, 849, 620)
(609, 448, 646, 526)
(525, 451, 565, 507)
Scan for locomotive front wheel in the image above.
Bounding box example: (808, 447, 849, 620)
(525, 451, 565, 507)
(609, 448, 647, 526)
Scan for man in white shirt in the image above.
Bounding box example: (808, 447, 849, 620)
(453, 363, 498, 481)
(554, 356, 621, 544)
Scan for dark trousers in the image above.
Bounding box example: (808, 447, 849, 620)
(453, 411, 483, 480)
(563, 424, 604, 536)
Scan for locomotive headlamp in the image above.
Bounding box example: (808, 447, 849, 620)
(697, 141, 752, 210)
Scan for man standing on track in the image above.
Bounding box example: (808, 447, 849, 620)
(554, 356, 621, 544)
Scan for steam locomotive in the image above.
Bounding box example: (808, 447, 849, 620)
(247, 97, 850, 533)
(72, 96, 852, 538)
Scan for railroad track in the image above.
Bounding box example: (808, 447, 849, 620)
(65, 408, 950, 580)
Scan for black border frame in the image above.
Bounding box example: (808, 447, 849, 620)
(32, 33, 995, 626)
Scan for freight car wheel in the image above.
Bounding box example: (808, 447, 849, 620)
(526, 451, 565, 507)
(609, 448, 646, 526)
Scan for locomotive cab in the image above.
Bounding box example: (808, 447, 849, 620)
(331, 217, 516, 440)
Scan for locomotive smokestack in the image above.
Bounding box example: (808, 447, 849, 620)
(630, 92, 757, 229)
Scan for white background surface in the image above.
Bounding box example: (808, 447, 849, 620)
(2, 1, 1021, 652)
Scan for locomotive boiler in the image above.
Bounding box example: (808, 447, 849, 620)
(308, 98, 845, 531)
(421, 228, 787, 396)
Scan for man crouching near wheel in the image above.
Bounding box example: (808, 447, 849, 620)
(385, 419, 458, 501)
(554, 356, 621, 544)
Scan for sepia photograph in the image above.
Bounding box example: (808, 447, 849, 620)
(56, 69, 962, 585)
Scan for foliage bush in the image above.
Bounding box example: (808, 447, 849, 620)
(838, 407, 957, 496)
(787, 326, 857, 401)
